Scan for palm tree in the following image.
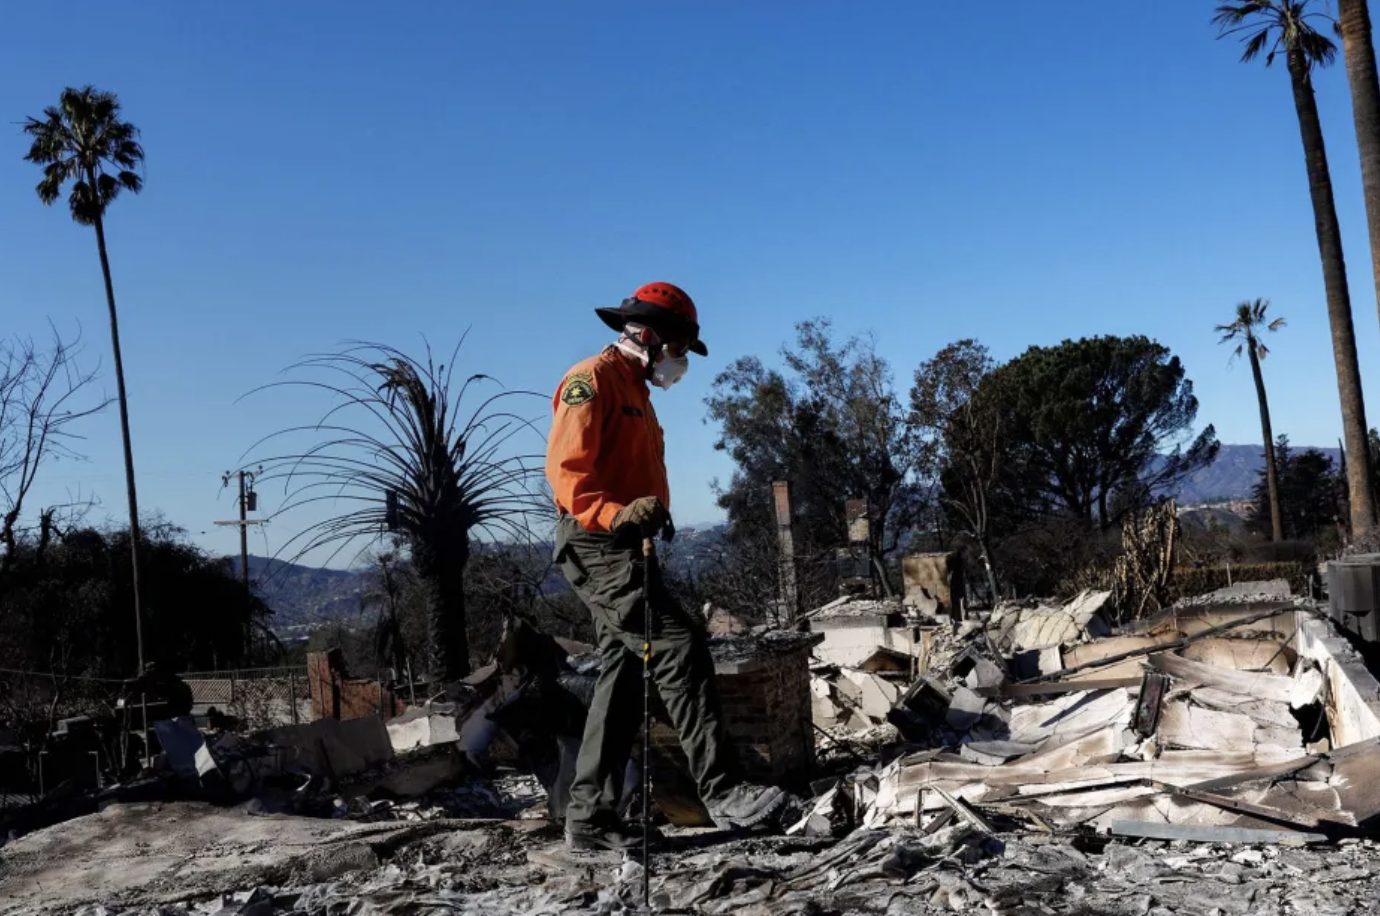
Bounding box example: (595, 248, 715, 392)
(246, 341, 546, 682)
(1338, 0, 1380, 347)
(22, 86, 148, 668)
(1217, 299, 1287, 542)
(1214, 2, 1377, 538)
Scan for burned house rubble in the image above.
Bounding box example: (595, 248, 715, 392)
(7, 568, 1380, 914)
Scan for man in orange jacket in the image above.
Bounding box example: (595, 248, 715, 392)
(546, 282, 787, 851)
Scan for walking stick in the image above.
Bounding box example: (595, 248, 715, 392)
(641, 535, 655, 910)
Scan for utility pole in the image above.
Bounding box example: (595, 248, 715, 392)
(217, 467, 265, 662)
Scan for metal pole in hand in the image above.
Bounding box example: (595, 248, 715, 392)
(641, 536, 654, 910)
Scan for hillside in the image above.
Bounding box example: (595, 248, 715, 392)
(249, 556, 371, 629)
(1168, 444, 1340, 505)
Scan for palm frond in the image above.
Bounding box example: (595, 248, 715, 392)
(1243, 27, 1274, 61)
(1214, 0, 1335, 68)
(243, 340, 548, 572)
(22, 85, 144, 223)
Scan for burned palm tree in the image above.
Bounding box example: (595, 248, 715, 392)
(248, 342, 546, 682)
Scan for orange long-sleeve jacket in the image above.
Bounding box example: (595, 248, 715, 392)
(545, 347, 670, 532)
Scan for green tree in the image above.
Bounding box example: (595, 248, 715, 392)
(909, 339, 1006, 599)
(1217, 299, 1287, 542)
(1248, 436, 1340, 540)
(1214, 2, 1376, 538)
(706, 319, 920, 610)
(0, 519, 268, 680)
(22, 86, 149, 672)
(249, 342, 546, 683)
(1369, 427, 1380, 498)
(977, 335, 1219, 528)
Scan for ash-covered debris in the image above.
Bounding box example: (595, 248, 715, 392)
(10, 578, 1380, 915)
(26, 812, 1380, 915)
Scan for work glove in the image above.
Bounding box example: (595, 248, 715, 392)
(611, 496, 671, 539)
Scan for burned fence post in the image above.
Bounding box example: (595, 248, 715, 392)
(289, 668, 300, 725)
(773, 481, 800, 625)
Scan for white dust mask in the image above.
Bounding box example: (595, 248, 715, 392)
(651, 352, 689, 389)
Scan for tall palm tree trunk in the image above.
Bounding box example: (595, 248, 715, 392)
(92, 210, 146, 670)
(1287, 47, 1377, 538)
(1340, 0, 1380, 341)
(1248, 347, 1285, 542)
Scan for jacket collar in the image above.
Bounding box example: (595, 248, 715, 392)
(601, 345, 649, 392)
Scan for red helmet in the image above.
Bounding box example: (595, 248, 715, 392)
(595, 282, 708, 356)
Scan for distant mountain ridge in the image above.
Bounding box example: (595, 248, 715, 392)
(249, 555, 371, 629)
(1169, 443, 1340, 505)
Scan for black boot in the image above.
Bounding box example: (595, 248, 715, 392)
(565, 816, 664, 852)
(705, 783, 788, 830)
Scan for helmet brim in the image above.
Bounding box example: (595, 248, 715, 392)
(595, 307, 707, 357)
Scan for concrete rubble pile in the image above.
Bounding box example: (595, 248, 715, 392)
(801, 583, 1380, 853)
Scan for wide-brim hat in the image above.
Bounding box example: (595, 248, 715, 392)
(595, 283, 708, 356)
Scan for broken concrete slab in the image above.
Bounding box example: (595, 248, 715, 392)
(1186, 688, 1300, 731)
(1061, 635, 1174, 680)
(808, 614, 918, 668)
(840, 669, 902, 720)
(858, 646, 913, 674)
(963, 658, 1006, 691)
(1158, 702, 1302, 758)
(1319, 737, 1380, 830)
(945, 685, 988, 732)
(959, 740, 1038, 766)
(1005, 590, 1111, 653)
(1290, 667, 1326, 710)
(1147, 652, 1296, 704)
(1181, 637, 1292, 674)
(1005, 687, 1135, 750)
(0, 802, 444, 912)
(1184, 578, 1294, 606)
(386, 706, 462, 753)
(1297, 616, 1380, 745)
(1011, 646, 1063, 680)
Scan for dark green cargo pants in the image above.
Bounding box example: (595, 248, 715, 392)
(555, 514, 739, 826)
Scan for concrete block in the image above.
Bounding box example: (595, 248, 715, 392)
(963, 659, 1006, 691)
(945, 685, 988, 732)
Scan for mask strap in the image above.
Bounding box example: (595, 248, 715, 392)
(620, 324, 664, 381)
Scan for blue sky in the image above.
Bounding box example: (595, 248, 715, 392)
(3, 1, 1379, 567)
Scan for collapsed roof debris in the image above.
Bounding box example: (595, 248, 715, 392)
(6, 578, 1380, 914)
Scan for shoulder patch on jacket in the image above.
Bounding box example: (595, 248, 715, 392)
(560, 372, 596, 407)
